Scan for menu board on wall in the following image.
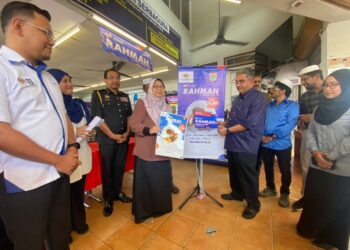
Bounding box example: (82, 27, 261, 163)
(72, 0, 181, 64)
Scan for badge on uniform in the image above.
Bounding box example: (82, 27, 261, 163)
(120, 97, 129, 103)
(104, 94, 110, 101)
(18, 77, 35, 87)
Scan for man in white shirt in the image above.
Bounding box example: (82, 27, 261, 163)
(0, 2, 80, 250)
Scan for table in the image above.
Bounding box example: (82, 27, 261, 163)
(84, 142, 102, 191)
(84, 138, 135, 191)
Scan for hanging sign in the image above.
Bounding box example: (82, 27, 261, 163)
(72, 0, 181, 63)
(99, 26, 153, 71)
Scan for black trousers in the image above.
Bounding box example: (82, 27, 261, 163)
(0, 174, 70, 250)
(255, 145, 263, 174)
(70, 175, 87, 233)
(297, 168, 350, 250)
(227, 151, 260, 211)
(0, 216, 13, 250)
(99, 141, 129, 201)
(261, 146, 292, 194)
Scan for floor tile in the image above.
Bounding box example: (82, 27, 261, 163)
(229, 236, 266, 250)
(233, 217, 273, 250)
(186, 223, 232, 250)
(104, 221, 152, 249)
(156, 213, 199, 246)
(139, 233, 183, 250)
(273, 227, 317, 250)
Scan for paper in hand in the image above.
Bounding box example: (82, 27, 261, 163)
(76, 116, 104, 143)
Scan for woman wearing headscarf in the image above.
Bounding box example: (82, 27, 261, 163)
(297, 69, 350, 250)
(129, 78, 173, 224)
(47, 69, 92, 236)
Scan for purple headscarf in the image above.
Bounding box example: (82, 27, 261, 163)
(143, 79, 171, 125)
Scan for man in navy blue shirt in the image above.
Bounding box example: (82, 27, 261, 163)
(259, 79, 299, 208)
(218, 69, 266, 219)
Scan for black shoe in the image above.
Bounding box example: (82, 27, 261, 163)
(171, 182, 180, 194)
(103, 201, 113, 217)
(292, 197, 304, 211)
(221, 193, 244, 201)
(278, 194, 290, 208)
(115, 192, 132, 203)
(242, 207, 259, 219)
(311, 239, 335, 250)
(75, 224, 89, 235)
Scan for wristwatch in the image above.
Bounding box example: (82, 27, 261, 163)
(67, 142, 80, 150)
(226, 127, 230, 134)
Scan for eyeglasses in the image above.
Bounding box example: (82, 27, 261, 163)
(323, 82, 340, 89)
(23, 20, 54, 40)
(152, 85, 165, 89)
(235, 79, 246, 85)
(105, 77, 120, 81)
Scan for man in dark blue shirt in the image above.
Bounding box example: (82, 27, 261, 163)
(259, 79, 299, 208)
(218, 69, 266, 219)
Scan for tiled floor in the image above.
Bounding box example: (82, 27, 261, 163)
(71, 158, 329, 250)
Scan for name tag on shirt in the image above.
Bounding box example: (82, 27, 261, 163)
(120, 97, 129, 103)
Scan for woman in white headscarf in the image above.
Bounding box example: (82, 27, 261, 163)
(129, 79, 173, 224)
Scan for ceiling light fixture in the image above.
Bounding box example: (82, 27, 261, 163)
(140, 67, 169, 77)
(91, 14, 147, 48)
(291, 0, 304, 8)
(73, 68, 168, 93)
(149, 48, 177, 65)
(53, 25, 80, 48)
(226, 0, 242, 4)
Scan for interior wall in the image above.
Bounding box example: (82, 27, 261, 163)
(145, 0, 193, 67)
(321, 19, 350, 74)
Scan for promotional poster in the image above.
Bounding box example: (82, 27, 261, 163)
(155, 112, 188, 159)
(178, 66, 226, 159)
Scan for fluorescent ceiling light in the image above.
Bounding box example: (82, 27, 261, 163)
(54, 25, 80, 48)
(91, 14, 147, 48)
(73, 87, 89, 93)
(149, 48, 177, 65)
(73, 68, 168, 93)
(226, 0, 242, 4)
(140, 68, 169, 77)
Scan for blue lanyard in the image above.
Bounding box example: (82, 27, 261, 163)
(26, 63, 66, 155)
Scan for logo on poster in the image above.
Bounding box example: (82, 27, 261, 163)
(209, 72, 218, 82)
(179, 71, 194, 83)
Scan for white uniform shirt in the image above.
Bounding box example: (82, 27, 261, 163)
(0, 46, 68, 193)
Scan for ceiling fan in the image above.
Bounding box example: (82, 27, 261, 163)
(191, 0, 248, 52)
(85, 61, 133, 79)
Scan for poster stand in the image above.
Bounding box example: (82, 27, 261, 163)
(179, 159, 223, 209)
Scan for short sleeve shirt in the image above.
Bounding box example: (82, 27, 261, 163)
(91, 88, 132, 144)
(0, 46, 68, 193)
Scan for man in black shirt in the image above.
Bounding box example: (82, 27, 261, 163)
(91, 69, 132, 217)
(292, 65, 323, 211)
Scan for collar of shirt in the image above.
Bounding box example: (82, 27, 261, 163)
(271, 98, 289, 106)
(239, 87, 255, 99)
(106, 88, 121, 96)
(0, 45, 47, 72)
